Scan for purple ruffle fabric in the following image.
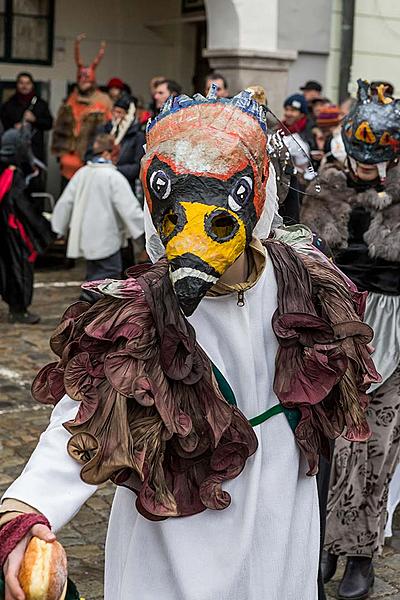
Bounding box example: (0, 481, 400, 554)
(31, 241, 380, 517)
(32, 260, 258, 520)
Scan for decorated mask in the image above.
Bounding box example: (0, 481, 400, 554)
(342, 79, 400, 165)
(140, 88, 270, 316)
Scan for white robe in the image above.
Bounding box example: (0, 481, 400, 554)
(3, 250, 319, 600)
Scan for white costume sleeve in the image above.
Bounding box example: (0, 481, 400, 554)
(110, 171, 144, 240)
(1, 395, 97, 532)
(51, 170, 81, 237)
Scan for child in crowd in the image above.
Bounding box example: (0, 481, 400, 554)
(51, 133, 144, 300)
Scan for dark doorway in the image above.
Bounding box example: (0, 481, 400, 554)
(192, 19, 209, 95)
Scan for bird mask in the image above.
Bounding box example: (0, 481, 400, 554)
(141, 88, 269, 316)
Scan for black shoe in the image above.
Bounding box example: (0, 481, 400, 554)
(321, 550, 338, 583)
(338, 556, 374, 600)
(8, 311, 41, 324)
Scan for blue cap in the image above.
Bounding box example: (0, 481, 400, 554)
(283, 93, 308, 114)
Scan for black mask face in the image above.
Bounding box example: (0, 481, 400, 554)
(342, 79, 400, 164)
(145, 157, 257, 316)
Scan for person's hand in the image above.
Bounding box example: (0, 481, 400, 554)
(23, 110, 36, 124)
(4, 524, 55, 600)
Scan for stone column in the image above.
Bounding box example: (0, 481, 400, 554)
(204, 0, 297, 114)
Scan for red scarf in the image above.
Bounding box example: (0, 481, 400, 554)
(16, 91, 36, 107)
(282, 115, 308, 135)
(0, 166, 14, 203)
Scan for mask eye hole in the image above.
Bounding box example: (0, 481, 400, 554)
(205, 209, 239, 243)
(228, 176, 253, 212)
(149, 170, 171, 200)
(211, 214, 236, 239)
(354, 121, 376, 144)
(161, 210, 178, 238)
(379, 131, 392, 145)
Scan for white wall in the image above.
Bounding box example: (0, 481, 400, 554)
(326, 0, 400, 102)
(278, 0, 333, 100)
(206, 0, 279, 52)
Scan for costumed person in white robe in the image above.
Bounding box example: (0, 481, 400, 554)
(0, 86, 379, 600)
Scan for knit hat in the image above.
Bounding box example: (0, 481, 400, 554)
(283, 93, 308, 114)
(316, 105, 340, 129)
(107, 77, 125, 90)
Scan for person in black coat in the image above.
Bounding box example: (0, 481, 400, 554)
(0, 128, 53, 324)
(0, 72, 53, 164)
(86, 94, 145, 192)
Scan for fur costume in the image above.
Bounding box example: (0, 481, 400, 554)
(301, 161, 400, 264)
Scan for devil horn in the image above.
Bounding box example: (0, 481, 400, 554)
(92, 41, 106, 69)
(74, 33, 86, 68)
(357, 79, 370, 103)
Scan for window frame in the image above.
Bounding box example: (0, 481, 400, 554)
(0, 0, 54, 65)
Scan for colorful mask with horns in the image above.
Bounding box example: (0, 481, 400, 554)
(74, 33, 106, 84)
(140, 88, 270, 316)
(342, 79, 400, 164)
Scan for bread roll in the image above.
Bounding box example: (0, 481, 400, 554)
(19, 537, 68, 600)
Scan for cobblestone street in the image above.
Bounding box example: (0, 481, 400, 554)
(1, 262, 400, 599)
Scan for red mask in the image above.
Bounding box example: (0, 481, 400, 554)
(75, 33, 106, 85)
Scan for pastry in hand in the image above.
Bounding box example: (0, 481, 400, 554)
(19, 536, 68, 600)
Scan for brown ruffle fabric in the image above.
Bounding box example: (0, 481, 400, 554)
(32, 240, 380, 518)
(265, 239, 380, 475)
(32, 260, 258, 520)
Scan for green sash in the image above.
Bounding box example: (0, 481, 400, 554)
(212, 363, 300, 433)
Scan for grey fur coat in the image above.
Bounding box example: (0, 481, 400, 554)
(300, 162, 400, 264)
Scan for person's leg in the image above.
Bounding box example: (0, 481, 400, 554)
(325, 365, 400, 598)
(81, 251, 123, 303)
(6, 253, 40, 324)
(317, 443, 334, 599)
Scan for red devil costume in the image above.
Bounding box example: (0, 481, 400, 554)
(51, 34, 112, 182)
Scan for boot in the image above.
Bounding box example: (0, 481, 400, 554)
(8, 310, 40, 324)
(338, 556, 374, 600)
(321, 550, 338, 583)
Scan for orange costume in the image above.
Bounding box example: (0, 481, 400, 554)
(51, 34, 112, 180)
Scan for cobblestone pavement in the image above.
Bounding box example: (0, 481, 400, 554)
(1, 262, 400, 599)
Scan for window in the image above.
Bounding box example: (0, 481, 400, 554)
(0, 0, 54, 64)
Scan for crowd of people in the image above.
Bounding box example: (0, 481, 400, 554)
(0, 35, 399, 600)
(0, 37, 188, 324)
(0, 37, 236, 326)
